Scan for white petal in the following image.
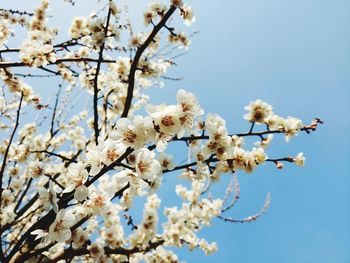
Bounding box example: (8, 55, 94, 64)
(177, 128, 185, 139)
(52, 203, 59, 213)
(62, 184, 75, 193)
(74, 185, 89, 202)
(156, 141, 167, 152)
(56, 209, 66, 221)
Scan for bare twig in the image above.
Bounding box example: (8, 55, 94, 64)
(218, 192, 271, 223)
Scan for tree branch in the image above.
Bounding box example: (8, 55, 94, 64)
(0, 92, 24, 261)
(0, 58, 116, 69)
(121, 5, 177, 118)
(49, 239, 165, 262)
(92, 5, 113, 145)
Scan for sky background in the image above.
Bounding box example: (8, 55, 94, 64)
(2, 0, 350, 262)
(165, 1, 350, 262)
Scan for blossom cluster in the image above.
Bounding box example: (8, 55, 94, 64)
(1, 88, 308, 262)
(0, 1, 320, 262)
(244, 99, 303, 142)
(20, 0, 57, 67)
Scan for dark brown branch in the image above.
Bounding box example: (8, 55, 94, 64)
(44, 174, 65, 190)
(248, 122, 255, 133)
(266, 157, 294, 163)
(38, 66, 60, 76)
(103, 89, 114, 133)
(50, 239, 165, 262)
(121, 5, 177, 118)
(0, 48, 20, 54)
(0, 58, 116, 69)
(92, 6, 112, 145)
(2, 146, 80, 232)
(31, 150, 78, 163)
(85, 147, 134, 187)
(172, 118, 323, 142)
(8, 146, 134, 261)
(14, 178, 33, 213)
(50, 84, 62, 137)
(0, 8, 34, 16)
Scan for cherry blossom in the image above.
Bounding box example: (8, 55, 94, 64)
(0, 1, 321, 262)
(49, 209, 75, 243)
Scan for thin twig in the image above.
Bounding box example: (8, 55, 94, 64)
(0, 92, 24, 261)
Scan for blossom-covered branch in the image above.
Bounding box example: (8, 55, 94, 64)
(0, 0, 321, 262)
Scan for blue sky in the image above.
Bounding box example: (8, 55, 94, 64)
(165, 1, 350, 262)
(2, 0, 350, 262)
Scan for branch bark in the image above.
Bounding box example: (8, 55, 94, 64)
(0, 58, 116, 69)
(121, 5, 177, 118)
(92, 5, 113, 145)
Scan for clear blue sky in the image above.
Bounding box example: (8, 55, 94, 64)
(2, 0, 350, 262)
(165, 1, 350, 262)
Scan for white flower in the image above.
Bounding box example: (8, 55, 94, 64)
(128, 33, 145, 47)
(109, 1, 121, 19)
(72, 227, 89, 248)
(101, 140, 126, 166)
(157, 153, 175, 170)
(232, 147, 248, 171)
(154, 131, 173, 152)
(0, 20, 11, 46)
(116, 170, 148, 195)
(1, 189, 14, 207)
(192, 146, 210, 163)
(283, 116, 303, 142)
(31, 229, 50, 244)
(294, 152, 305, 166)
(0, 204, 15, 226)
(38, 181, 58, 213)
(145, 103, 184, 151)
(69, 17, 88, 38)
(251, 147, 267, 165)
(74, 185, 89, 202)
(49, 209, 75, 243)
(29, 161, 44, 178)
(266, 114, 284, 130)
(244, 99, 273, 123)
(254, 134, 273, 149)
(20, 33, 56, 68)
(63, 162, 89, 202)
(88, 241, 105, 260)
(115, 57, 131, 80)
(167, 32, 191, 49)
(10, 144, 29, 162)
(176, 89, 203, 117)
(205, 114, 226, 136)
(176, 89, 204, 137)
(146, 104, 182, 136)
(180, 5, 196, 26)
(110, 116, 154, 149)
(86, 147, 103, 175)
(86, 189, 112, 215)
(135, 148, 161, 181)
(148, 2, 167, 15)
